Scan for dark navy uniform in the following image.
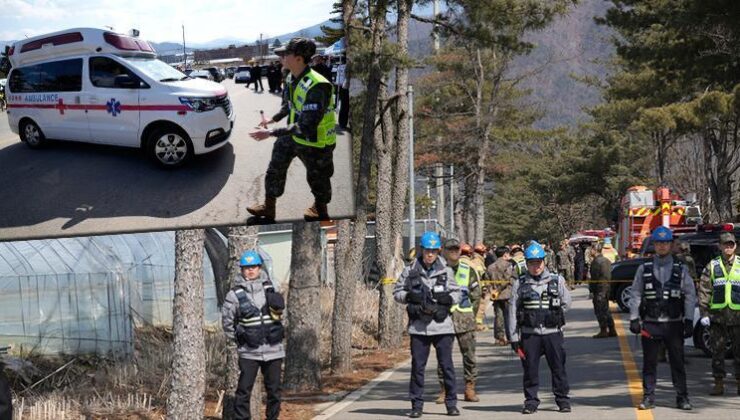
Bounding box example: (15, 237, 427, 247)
(630, 251, 696, 410)
(509, 268, 572, 413)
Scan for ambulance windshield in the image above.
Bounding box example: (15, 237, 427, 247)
(121, 57, 187, 82)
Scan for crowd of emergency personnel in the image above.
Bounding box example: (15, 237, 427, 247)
(387, 225, 739, 417)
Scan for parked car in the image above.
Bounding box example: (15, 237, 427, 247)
(203, 67, 223, 82)
(189, 70, 213, 81)
(234, 66, 251, 83)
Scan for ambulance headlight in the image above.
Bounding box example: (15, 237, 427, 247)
(179, 97, 217, 112)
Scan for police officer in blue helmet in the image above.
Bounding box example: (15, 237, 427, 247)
(508, 241, 572, 414)
(222, 250, 286, 420)
(394, 231, 461, 418)
(629, 226, 696, 411)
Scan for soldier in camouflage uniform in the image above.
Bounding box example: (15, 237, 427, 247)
(673, 239, 697, 281)
(589, 242, 616, 338)
(487, 246, 514, 345)
(248, 38, 337, 222)
(698, 231, 740, 396)
(436, 238, 482, 403)
(557, 241, 575, 290)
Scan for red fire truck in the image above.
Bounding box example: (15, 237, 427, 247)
(616, 186, 702, 259)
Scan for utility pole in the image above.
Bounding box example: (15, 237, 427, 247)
(182, 24, 187, 69)
(408, 85, 416, 247)
(449, 165, 455, 235)
(432, 0, 445, 229)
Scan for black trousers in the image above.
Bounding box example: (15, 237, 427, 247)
(265, 137, 335, 204)
(521, 332, 570, 407)
(252, 76, 264, 91)
(410, 334, 457, 410)
(235, 357, 282, 420)
(338, 87, 350, 129)
(0, 368, 11, 420)
(641, 321, 687, 398)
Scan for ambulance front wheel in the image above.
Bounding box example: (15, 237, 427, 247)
(20, 119, 46, 149)
(147, 126, 193, 169)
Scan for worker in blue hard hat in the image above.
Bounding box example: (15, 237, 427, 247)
(222, 250, 285, 420)
(394, 231, 462, 418)
(629, 226, 696, 411)
(508, 241, 572, 414)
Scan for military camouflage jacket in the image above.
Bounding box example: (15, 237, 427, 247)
(698, 256, 740, 326)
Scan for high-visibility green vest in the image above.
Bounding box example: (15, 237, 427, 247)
(288, 69, 337, 148)
(451, 263, 473, 313)
(709, 256, 740, 311)
(514, 258, 527, 276)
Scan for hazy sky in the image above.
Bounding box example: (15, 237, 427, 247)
(1, 0, 337, 43)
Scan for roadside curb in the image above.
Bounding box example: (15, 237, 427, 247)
(311, 357, 412, 420)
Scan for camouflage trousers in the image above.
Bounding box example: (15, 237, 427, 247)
(493, 300, 509, 341)
(708, 322, 740, 379)
(592, 292, 614, 330)
(265, 136, 335, 204)
(438, 330, 477, 383)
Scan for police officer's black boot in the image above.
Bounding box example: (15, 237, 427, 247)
(676, 396, 693, 410)
(304, 202, 329, 221)
(409, 408, 423, 418)
(446, 406, 460, 416)
(638, 396, 654, 410)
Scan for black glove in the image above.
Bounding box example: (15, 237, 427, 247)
(435, 292, 453, 306)
(629, 319, 641, 335)
(407, 290, 424, 304)
(510, 341, 521, 352)
(265, 291, 285, 311)
(683, 319, 693, 339)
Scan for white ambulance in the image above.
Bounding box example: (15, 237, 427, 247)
(5, 28, 235, 168)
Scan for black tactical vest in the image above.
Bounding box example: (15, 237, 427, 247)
(234, 281, 284, 348)
(516, 274, 565, 329)
(639, 261, 684, 320)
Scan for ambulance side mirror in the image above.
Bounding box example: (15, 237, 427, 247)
(114, 74, 140, 89)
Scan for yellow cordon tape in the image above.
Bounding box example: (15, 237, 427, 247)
(613, 305, 654, 420)
(380, 277, 396, 285)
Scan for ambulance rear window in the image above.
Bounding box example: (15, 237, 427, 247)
(9, 58, 83, 93)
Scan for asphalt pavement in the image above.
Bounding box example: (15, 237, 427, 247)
(319, 287, 740, 420)
(0, 79, 354, 241)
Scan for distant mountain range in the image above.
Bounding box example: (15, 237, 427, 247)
(1, 1, 611, 128)
(0, 18, 342, 56)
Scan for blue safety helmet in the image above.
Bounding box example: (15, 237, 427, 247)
(524, 242, 546, 260)
(420, 231, 442, 250)
(651, 226, 673, 242)
(604, 237, 612, 245)
(239, 250, 263, 267)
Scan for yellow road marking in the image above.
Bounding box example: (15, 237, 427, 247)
(613, 307, 654, 420)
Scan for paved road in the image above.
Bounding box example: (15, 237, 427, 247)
(0, 79, 354, 241)
(324, 288, 740, 420)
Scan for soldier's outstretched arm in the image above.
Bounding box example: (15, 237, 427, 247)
(630, 265, 645, 320)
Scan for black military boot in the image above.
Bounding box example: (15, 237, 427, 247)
(638, 397, 655, 410)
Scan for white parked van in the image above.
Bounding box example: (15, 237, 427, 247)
(5, 28, 235, 168)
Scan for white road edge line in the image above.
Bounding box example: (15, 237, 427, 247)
(311, 357, 412, 420)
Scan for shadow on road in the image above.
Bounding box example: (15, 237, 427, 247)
(0, 139, 235, 237)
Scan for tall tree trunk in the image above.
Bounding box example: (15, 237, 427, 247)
(284, 222, 322, 391)
(331, 0, 387, 372)
(390, 0, 413, 343)
(222, 225, 260, 420)
(167, 229, 206, 420)
(705, 135, 737, 221)
(474, 167, 485, 244)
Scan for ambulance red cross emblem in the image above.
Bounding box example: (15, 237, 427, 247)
(55, 98, 67, 115)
